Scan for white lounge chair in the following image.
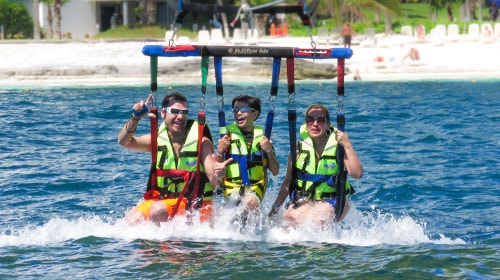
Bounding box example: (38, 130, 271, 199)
(210, 28, 226, 44)
(197, 30, 211, 44)
(430, 24, 446, 46)
(495, 23, 500, 38)
(401, 25, 413, 37)
(330, 27, 342, 45)
(360, 28, 376, 47)
(467, 23, 480, 41)
(317, 27, 329, 45)
(447, 24, 460, 42)
(480, 23, 495, 43)
(232, 28, 245, 45)
(246, 29, 259, 45)
(177, 36, 191, 45)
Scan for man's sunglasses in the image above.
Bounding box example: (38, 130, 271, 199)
(163, 107, 189, 116)
(306, 115, 327, 125)
(232, 106, 255, 113)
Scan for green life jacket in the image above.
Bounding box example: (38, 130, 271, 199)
(222, 124, 267, 201)
(294, 124, 352, 201)
(155, 120, 214, 202)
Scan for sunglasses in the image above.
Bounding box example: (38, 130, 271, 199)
(306, 115, 327, 125)
(232, 106, 255, 113)
(163, 107, 189, 116)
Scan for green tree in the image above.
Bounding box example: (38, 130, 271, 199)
(0, 0, 33, 38)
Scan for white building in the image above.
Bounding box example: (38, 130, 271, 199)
(17, 0, 176, 39)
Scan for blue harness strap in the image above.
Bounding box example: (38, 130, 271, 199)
(296, 173, 331, 184)
(228, 154, 250, 187)
(264, 57, 281, 139)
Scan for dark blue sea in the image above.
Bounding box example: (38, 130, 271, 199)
(0, 80, 498, 279)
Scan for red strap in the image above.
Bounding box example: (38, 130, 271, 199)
(156, 169, 189, 179)
(162, 45, 197, 52)
(150, 107, 159, 191)
(169, 173, 193, 220)
(190, 111, 205, 212)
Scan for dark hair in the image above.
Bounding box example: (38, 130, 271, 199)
(232, 94, 261, 118)
(162, 92, 188, 108)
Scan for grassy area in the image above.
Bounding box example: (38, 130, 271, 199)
(92, 4, 494, 40)
(93, 25, 196, 40)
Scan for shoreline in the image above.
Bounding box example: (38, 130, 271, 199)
(2, 37, 500, 87)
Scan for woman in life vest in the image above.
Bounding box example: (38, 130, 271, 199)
(269, 104, 363, 226)
(118, 92, 232, 225)
(216, 95, 279, 221)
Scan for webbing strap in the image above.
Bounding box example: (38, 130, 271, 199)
(149, 56, 159, 191)
(190, 111, 206, 213)
(149, 107, 158, 191)
(270, 57, 280, 97)
(264, 57, 280, 139)
(335, 58, 347, 222)
(169, 173, 192, 220)
(214, 56, 227, 138)
(214, 56, 230, 162)
(201, 56, 209, 108)
(230, 155, 250, 187)
(286, 57, 298, 201)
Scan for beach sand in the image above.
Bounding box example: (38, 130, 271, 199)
(1, 35, 500, 87)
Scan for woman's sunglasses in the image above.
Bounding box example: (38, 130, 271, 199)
(306, 115, 327, 125)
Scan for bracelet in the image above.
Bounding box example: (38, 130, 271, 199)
(126, 115, 139, 133)
(130, 113, 141, 122)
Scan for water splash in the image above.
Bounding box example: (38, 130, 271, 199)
(0, 204, 464, 247)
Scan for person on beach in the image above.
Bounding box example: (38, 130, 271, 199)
(118, 92, 231, 225)
(268, 104, 363, 227)
(341, 20, 353, 48)
(402, 47, 420, 63)
(353, 69, 361, 81)
(489, 1, 498, 22)
(216, 95, 279, 225)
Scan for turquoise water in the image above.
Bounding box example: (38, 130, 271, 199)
(0, 80, 498, 279)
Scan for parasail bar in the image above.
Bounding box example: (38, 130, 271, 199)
(142, 45, 353, 59)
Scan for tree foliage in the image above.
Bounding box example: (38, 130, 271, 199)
(0, 0, 34, 38)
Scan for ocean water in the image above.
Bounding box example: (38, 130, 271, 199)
(0, 80, 498, 279)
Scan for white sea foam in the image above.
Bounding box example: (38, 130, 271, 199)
(0, 204, 465, 247)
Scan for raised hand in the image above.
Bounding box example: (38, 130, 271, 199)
(132, 93, 154, 120)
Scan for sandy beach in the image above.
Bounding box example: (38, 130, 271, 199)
(1, 35, 500, 87)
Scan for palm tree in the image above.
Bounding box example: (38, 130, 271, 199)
(40, 0, 54, 39)
(33, 0, 40, 39)
(147, 0, 157, 24)
(330, 0, 401, 34)
(54, 0, 61, 39)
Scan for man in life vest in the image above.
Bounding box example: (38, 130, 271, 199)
(118, 92, 232, 225)
(269, 104, 363, 226)
(216, 95, 279, 224)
